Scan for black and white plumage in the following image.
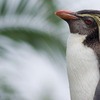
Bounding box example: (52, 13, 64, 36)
(56, 10, 100, 100)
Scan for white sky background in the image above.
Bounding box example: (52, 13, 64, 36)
(0, 0, 100, 100)
(57, 0, 100, 11)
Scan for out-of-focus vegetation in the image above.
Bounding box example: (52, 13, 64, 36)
(0, 0, 68, 100)
(0, 0, 67, 62)
(0, 0, 66, 56)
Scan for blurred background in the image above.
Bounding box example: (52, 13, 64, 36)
(0, 0, 100, 100)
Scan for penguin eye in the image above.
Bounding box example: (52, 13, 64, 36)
(83, 17, 95, 25)
(83, 17, 96, 27)
(85, 20, 92, 25)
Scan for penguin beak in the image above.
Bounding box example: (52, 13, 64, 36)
(55, 10, 78, 20)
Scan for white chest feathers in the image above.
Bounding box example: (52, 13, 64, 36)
(66, 33, 99, 100)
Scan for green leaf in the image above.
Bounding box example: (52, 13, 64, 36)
(0, 28, 66, 56)
(0, 0, 7, 16)
(0, 78, 24, 100)
(16, 0, 29, 14)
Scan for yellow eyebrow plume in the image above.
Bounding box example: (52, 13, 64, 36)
(78, 14, 100, 41)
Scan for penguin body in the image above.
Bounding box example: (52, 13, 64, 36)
(67, 33, 99, 100)
(56, 10, 100, 100)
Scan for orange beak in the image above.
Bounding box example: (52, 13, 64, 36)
(55, 10, 78, 20)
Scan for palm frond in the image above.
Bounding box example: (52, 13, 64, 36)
(0, 0, 7, 16)
(0, 27, 66, 58)
(16, 0, 29, 14)
(0, 78, 24, 100)
(0, 0, 67, 99)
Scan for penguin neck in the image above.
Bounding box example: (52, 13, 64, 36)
(67, 33, 99, 100)
(83, 31, 100, 64)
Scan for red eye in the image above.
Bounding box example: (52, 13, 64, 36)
(85, 20, 92, 25)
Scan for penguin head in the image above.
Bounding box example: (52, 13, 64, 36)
(56, 10, 100, 40)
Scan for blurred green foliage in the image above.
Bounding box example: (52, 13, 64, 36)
(0, 0, 66, 100)
(0, 78, 24, 100)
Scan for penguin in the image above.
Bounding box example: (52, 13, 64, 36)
(55, 10, 100, 100)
